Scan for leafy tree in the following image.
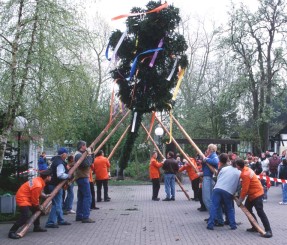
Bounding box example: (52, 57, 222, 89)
(222, 0, 287, 154)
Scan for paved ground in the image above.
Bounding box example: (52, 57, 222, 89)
(0, 177, 286, 245)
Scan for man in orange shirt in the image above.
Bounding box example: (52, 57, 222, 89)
(235, 159, 272, 238)
(8, 169, 52, 239)
(149, 151, 163, 201)
(179, 157, 199, 201)
(93, 150, 111, 202)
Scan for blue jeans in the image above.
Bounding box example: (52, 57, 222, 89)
(76, 178, 91, 220)
(164, 174, 175, 199)
(202, 176, 214, 211)
(63, 183, 74, 211)
(46, 185, 65, 225)
(208, 189, 236, 229)
(282, 184, 287, 203)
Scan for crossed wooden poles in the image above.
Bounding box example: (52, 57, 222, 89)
(17, 110, 265, 237)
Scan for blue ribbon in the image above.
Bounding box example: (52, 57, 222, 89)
(105, 41, 111, 61)
(129, 48, 164, 80)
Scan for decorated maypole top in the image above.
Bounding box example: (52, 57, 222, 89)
(107, 1, 188, 113)
(106, 1, 188, 178)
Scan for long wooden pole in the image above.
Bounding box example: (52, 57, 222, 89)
(17, 111, 125, 238)
(93, 110, 130, 156)
(154, 115, 198, 173)
(234, 197, 266, 235)
(108, 125, 130, 160)
(141, 123, 190, 200)
(171, 115, 217, 176)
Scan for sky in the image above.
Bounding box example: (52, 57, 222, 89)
(86, 0, 259, 30)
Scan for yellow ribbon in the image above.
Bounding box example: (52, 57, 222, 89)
(172, 68, 185, 101)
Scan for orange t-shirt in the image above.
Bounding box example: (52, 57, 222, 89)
(93, 156, 111, 180)
(149, 157, 163, 179)
(240, 166, 264, 201)
(16, 177, 45, 207)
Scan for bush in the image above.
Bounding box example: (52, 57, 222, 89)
(123, 161, 149, 181)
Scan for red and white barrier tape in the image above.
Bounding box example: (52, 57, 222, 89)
(257, 175, 287, 184)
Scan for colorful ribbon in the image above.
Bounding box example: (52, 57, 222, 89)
(167, 57, 178, 81)
(172, 68, 185, 101)
(146, 112, 156, 141)
(111, 29, 128, 64)
(149, 38, 164, 67)
(112, 2, 168, 21)
(129, 48, 164, 80)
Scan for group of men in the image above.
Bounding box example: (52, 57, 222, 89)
(8, 141, 111, 239)
(149, 144, 273, 238)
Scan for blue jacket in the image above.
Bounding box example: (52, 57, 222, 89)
(202, 152, 219, 177)
(38, 156, 48, 171)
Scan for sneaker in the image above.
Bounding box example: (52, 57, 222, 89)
(45, 224, 59, 228)
(262, 231, 272, 238)
(170, 197, 175, 201)
(33, 226, 47, 232)
(91, 207, 100, 210)
(246, 227, 257, 232)
(206, 226, 214, 230)
(263, 199, 267, 202)
(8, 232, 21, 239)
(279, 202, 287, 205)
(214, 222, 224, 227)
(82, 218, 95, 223)
(68, 210, 76, 214)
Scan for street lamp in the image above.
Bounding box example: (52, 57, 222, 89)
(14, 116, 28, 179)
(155, 125, 164, 153)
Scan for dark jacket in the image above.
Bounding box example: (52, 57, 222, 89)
(50, 156, 68, 185)
(162, 157, 179, 174)
(279, 164, 287, 180)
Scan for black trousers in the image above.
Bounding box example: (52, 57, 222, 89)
(90, 182, 96, 208)
(96, 179, 108, 201)
(9, 206, 40, 233)
(152, 178, 160, 199)
(245, 195, 271, 232)
(191, 178, 200, 199)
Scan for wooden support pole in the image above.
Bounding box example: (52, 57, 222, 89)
(170, 114, 217, 176)
(94, 110, 130, 156)
(234, 197, 266, 235)
(108, 125, 130, 160)
(17, 111, 126, 238)
(171, 115, 205, 158)
(141, 123, 190, 201)
(154, 115, 198, 173)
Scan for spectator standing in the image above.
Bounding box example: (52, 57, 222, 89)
(250, 157, 263, 175)
(259, 171, 271, 202)
(162, 151, 179, 201)
(269, 153, 281, 186)
(278, 159, 287, 205)
(260, 153, 270, 175)
(38, 152, 48, 171)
